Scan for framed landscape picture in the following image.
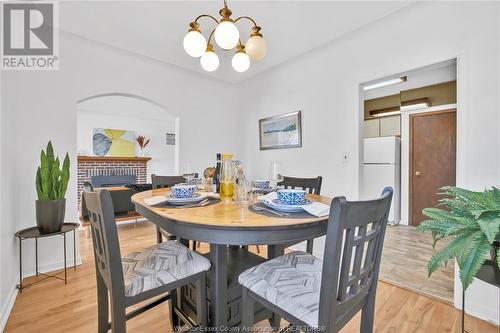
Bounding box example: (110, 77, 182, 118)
(259, 111, 302, 150)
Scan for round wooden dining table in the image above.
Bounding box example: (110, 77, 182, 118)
(132, 188, 331, 328)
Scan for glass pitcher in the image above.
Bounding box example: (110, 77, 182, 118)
(219, 153, 235, 198)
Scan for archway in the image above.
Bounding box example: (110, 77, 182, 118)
(77, 93, 180, 187)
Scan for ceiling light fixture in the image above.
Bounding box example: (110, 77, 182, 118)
(369, 107, 401, 117)
(363, 76, 407, 91)
(183, 0, 267, 73)
(371, 110, 402, 117)
(400, 98, 431, 111)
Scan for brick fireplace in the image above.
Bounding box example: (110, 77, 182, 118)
(77, 156, 151, 206)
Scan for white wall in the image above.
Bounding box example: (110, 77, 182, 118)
(237, 1, 500, 324)
(2, 0, 499, 328)
(0, 70, 17, 330)
(0, 31, 240, 328)
(77, 101, 177, 179)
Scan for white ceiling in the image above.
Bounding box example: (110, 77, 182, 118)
(60, 1, 414, 83)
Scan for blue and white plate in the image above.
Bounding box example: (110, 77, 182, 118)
(252, 187, 274, 194)
(261, 198, 312, 213)
(165, 193, 206, 205)
(272, 198, 312, 206)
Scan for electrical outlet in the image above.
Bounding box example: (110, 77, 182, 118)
(342, 152, 350, 163)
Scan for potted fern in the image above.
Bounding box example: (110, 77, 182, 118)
(417, 186, 500, 291)
(35, 141, 70, 234)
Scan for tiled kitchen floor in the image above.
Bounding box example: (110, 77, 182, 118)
(380, 224, 455, 303)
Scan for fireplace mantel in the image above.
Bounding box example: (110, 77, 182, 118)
(77, 156, 151, 162)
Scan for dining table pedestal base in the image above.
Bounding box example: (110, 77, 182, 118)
(179, 245, 280, 328)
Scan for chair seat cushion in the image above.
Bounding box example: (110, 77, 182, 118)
(238, 251, 322, 328)
(122, 241, 210, 297)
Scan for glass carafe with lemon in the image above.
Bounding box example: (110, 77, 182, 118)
(219, 153, 235, 198)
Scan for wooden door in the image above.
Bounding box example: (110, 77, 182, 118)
(409, 109, 456, 226)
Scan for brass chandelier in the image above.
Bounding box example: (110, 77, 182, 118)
(183, 0, 267, 73)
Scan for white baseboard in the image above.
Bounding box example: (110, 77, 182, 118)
(465, 302, 500, 326)
(0, 280, 19, 332)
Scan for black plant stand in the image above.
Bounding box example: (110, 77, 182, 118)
(15, 222, 79, 293)
(461, 260, 500, 333)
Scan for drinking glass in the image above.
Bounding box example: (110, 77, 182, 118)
(234, 183, 249, 204)
(269, 162, 284, 188)
(182, 162, 196, 185)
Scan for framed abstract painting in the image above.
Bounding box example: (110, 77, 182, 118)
(259, 111, 302, 150)
(92, 128, 136, 157)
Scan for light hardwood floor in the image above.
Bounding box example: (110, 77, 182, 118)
(4, 222, 498, 333)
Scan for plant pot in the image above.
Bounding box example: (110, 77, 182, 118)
(492, 241, 500, 266)
(36, 198, 66, 234)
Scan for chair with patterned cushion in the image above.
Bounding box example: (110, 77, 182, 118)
(277, 175, 323, 254)
(239, 187, 393, 333)
(151, 174, 186, 244)
(84, 188, 210, 333)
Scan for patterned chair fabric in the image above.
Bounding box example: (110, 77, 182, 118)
(238, 251, 322, 328)
(123, 241, 211, 297)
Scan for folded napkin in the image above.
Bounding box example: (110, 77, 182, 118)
(197, 191, 220, 199)
(258, 192, 330, 217)
(144, 196, 168, 206)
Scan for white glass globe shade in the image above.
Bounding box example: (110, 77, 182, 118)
(200, 51, 219, 72)
(214, 21, 239, 50)
(183, 31, 206, 57)
(245, 35, 267, 60)
(232, 52, 250, 72)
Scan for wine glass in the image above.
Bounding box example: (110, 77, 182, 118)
(269, 162, 284, 188)
(182, 162, 195, 185)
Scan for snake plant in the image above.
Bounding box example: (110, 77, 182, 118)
(417, 186, 500, 290)
(36, 141, 70, 200)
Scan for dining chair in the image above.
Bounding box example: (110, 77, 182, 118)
(151, 174, 185, 244)
(239, 187, 393, 333)
(84, 187, 210, 333)
(83, 181, 94, 192)
(277, 175, 323, 254)
(82, 181, 95, 239)
(278, 175, 323, 194)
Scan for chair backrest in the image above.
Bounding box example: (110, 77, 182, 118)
(83, 181, 94, 192)
(151, 174, 185, 189)
(83, 188, 125, 297)
(318, 187, 393, 331)
(278, 176, 323, 194)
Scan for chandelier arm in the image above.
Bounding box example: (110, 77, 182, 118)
(234, 16, 258, 27)
(207, 27, 217, 45)
(194, 14, 220, 25)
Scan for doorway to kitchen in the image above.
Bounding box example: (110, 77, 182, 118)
(359, 59, 457, 303)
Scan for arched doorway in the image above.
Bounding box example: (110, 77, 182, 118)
(76, 93, 179, 197)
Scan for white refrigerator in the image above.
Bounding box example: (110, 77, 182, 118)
(361, 136, 401, 224)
